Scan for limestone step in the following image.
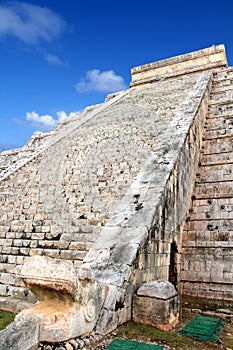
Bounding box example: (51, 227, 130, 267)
(182, 241, 233, 249)
(212, 77, 233, 87)
(207, 111, 233, 120)
(0, 296, 34, 313)
(185, 218, 233, 232)
(188, 197, 233, 220)
(210, 88, 233, 100)
(208, 101, 233, 116)
(204, 114, 233, 130)
(212, 71, 233, 80)
(201, 137, 233, 154)
(199, 151, 233, 166)
(194, 182, 233, 199)
(203, 128, 232, 140)
(212, 67, 233, 80)
(195, 163, 233, 183)
(182, 229, 233, 242)
(210, 83, 233, 94)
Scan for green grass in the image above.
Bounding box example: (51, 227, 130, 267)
(117, 322, 201, 349)
(0, 311, 15, 330)
(0, 305, 232, 350)
(116, 320, 232, 350)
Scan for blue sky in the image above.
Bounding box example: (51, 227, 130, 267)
(1, 0, 233, 150)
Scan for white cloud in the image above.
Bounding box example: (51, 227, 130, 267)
(56, 110, 80, 121)
(45, 53, 65, 66)
(25, 110, 81, 131)
(56, 111, 68, 121)
(26, 111, 57, 129)
(0, 2, 66, 44)
(75, 69, 127, 93)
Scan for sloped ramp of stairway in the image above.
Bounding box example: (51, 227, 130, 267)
(179, 315, 224, 342)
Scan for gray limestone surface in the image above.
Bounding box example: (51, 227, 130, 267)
(0, 314, 40, 350)
(136, 280, 177, 299)
(0, 73, 199, 311)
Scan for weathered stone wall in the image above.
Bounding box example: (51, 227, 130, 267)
(0, 73, 198, 312)
(180, 67, 233, 300)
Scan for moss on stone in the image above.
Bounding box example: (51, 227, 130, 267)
(0, 311, 15, 331)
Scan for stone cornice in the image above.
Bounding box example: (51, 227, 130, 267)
(131, 44, 227, 87)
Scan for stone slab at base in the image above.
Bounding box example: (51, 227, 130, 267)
(133, 280, 179, 331)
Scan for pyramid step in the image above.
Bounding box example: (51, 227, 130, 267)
(200, 151, 233, 166)
(204, 115, 233, 130)
(208, 101, 233, 116)
(212, 77, 233, 86)
(203, 128, 233, 139)
(211, 83, 233, 94)
(208, 97, 233, 107)
(182, 240, 233, 248)
(212, 68, 233, 81)
(207, 110, 233, 119)
(194, 181, 233, 199)
(201, 137, 233, 154)
(185, 218, 233, 232)
(210, 91, 233, 105)
(196, 163, 233, 183)
(189, 197, 233, 221)
(182, 229, 233, 242)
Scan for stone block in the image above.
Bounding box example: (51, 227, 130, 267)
(133, 280, 179, 331)
(21, 255, 77, 298)
(0, 314, 40, 350)
(18, 256, 104, 342)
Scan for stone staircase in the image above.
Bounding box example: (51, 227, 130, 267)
(181, 67, 233, 300)
(0, 72, 199, 312)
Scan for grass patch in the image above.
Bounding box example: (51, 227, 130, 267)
(0, 311, 15, 330)
(116, 321, 230, 350)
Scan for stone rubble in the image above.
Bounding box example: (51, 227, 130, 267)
(38, 333, 106, 350)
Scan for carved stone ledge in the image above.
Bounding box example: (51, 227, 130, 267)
(131, 44, 227, 87)
(18, 256, 103, 342)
